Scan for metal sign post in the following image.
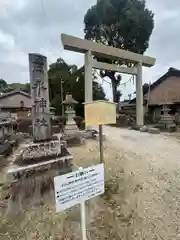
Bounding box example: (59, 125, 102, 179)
(80, 201, 87, 240)
(79, 167, 87, 240)
(54, 164, 104, 240)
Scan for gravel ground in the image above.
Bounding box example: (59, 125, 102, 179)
(71, 126, 180, 239)
(1, 126, 180, 239)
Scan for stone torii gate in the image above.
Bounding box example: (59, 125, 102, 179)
(61, 34, 156, 126)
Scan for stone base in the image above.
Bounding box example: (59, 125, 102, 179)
(159, 119, 174, 128)
(15, 141, 67, 166)
(167, 124, 176, 133)
(6, 138, 73, 207)
(131, 125, 141, 131)
(8, 152, 73, 181)
(140, 126, 148, 132)
(153, 123, 166, 130)
(66, 137, 85, 147)
(6, 148, 73, 214)
(65, 124, 79, 135)
(176, 127, 180, 133)
(148, 127, 160, 134)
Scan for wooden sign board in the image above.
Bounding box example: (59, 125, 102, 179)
(84, 100, 116, 127)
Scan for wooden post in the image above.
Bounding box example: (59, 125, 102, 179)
(99, 125, 103, 163)
(61, 78, 64, 116)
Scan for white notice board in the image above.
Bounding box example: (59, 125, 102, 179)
(54, 164, 104, 212)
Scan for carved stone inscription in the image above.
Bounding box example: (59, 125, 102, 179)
(29, 53, 51, 140)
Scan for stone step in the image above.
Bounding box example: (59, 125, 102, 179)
(148, 127, 160, 134)
(140, 126, 148, 132)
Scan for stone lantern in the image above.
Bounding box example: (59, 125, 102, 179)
(62, 94, 79, 136)
(160, 105, 174, 127)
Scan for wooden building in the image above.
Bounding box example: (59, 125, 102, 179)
(129, 67, 180, 124)
(0, 90, 32, 119)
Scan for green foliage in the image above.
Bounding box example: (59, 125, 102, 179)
(84, 0, 154, 102)
(0, 79, 30, 94)
(9, 83, 30, 93)
(48, 58, 106, 116)
(134, 82, 150, 95)
(142, 83, 150, 94)
(50, 95, 62, 116)
(0, 79, 7, 91)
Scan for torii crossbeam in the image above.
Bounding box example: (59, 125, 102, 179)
(61, 33, 156, 126)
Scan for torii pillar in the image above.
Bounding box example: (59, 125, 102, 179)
(84, 51, 93, 107)
(136, 61, 144, 126)
(84, 51, 93, 130)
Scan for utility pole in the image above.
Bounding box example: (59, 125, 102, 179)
(146, 81, 151, 113)
(61, 78, 64, 116)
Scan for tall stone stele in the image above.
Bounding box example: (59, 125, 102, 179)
(29, 53, 51, 141)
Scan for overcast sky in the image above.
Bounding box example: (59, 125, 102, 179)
(0, 0, 180, 100)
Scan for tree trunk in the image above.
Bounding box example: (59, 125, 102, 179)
(111, 79, 117, 103)
(107, 71, 120, 103)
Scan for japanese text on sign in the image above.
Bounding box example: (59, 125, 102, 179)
(54, 164, 104, 212)
(84, 100, 116, 127)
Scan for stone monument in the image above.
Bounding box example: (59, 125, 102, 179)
(6, 54, 73, 212)
(159, 105, 175, 129)
(29, 53, 51, 141)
